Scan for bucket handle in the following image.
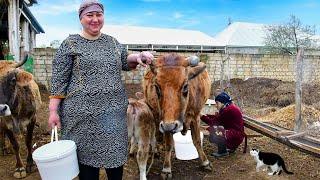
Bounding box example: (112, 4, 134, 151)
(50, 126, 58, 143)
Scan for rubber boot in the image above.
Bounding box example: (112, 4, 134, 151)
(211, 140, 229, 158)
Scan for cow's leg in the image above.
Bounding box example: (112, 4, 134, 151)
(0, 122, 13, 155)
(190, 117, 212, 171)
(25, 116, 36, 173)
(129, 136, 137, 157)
(137, 142, 150, 180)
(5, 128, 26, 179)
(0, 125, 5, 155)
(161, 132, 173, 179)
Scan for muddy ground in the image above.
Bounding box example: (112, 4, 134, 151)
(0, 78, 319, 180)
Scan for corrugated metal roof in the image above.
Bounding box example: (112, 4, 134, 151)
(214, 22, 267, 47)
(101, 25, 218, 46)
(21, 2, 44, 33)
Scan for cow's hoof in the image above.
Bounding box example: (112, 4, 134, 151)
(202, 162, 213, 171)
(161, 172, 172, 179)
(13, 167, 27, 179)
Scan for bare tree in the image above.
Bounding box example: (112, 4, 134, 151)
(264, 15, 316, 55)
(50, 40, 62, 49)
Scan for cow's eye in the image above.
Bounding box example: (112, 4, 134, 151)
(182, 84, 188, 96)
(10, 76, 16, 86)
(154, 84, 161, 97)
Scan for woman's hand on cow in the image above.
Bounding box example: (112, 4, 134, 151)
(48, 111, 61, 129)
(137, 51, 154, 67)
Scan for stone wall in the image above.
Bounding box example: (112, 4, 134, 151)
(33, 48, 55, 88)
(32, 48, 320, 89)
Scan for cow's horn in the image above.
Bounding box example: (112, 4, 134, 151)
(14, 54, 29, 68)
(187, 56, 199, 67)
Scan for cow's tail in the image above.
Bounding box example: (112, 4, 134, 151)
(146, 147, 155, 175)
(243, 132, 247, 153)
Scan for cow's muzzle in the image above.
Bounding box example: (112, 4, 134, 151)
(0, 104, 11, 116)
(159, 120, 183, 133)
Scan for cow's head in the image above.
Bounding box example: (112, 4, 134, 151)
(149, 53, 206, 133)
(0, 55, 31, 117)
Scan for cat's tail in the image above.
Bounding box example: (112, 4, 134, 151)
(279, 159, 294, 175)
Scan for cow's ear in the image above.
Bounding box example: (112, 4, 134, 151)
(16, 70, 33, 86)
(188, 62, 206, 80)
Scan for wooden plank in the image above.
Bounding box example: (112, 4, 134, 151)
(243, 115, 320, 158)
(284, 132, 306, 140)
(244, 118, 278, 137)
(302, 136, 320, 145)
(290, 140, 320, 154)
(275, 130, 294, 136)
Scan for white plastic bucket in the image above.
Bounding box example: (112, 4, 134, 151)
(32, 127, 79, 180)
(173, 130, 204, 160)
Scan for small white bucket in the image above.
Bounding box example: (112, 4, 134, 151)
(173, 130, 203, 160)
(32, 127, 79, 180)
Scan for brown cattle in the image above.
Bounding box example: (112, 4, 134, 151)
(143, 53, 212, 178)
(127, 93, 156, 180)
(0, 56, 41, 179)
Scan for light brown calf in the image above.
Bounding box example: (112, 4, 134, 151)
(127, 96, 156, 180)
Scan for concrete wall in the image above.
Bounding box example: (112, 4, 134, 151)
(32, 48, 320, 89)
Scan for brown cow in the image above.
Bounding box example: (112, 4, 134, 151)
(127, 93, 157, 180)
(143, 53, 212, 178)
(0, 56, 41, 179)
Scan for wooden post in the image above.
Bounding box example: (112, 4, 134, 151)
(220, 53, 225, 91)
(8, 0, 20, 61)
(22, 20, 30, 53)
(30, 30, 36, 50)
(294, 49, 304, 132)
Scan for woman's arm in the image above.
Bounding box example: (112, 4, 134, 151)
(200, 113, 219, 126)
(48, 98, 62, 128)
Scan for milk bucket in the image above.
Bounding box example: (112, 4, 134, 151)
(173, 130, 204, 160)
(32, 127, 79, 180)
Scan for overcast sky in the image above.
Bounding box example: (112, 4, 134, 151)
(30, 0, 320, 47)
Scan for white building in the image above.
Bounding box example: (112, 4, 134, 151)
(102, 25, 222, 52)
(214, 22, 320, 54)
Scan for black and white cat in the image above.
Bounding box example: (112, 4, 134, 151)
(250, 148, 293, 176)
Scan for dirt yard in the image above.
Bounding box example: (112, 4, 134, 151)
(0, 78, 319, 180)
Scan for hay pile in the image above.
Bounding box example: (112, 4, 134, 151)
(260, 104, 320, 131)
(212, 78, 320, 109)
(307, 121, 320, 138)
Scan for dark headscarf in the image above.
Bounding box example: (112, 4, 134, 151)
(215, 92, 232, 105)
(78, 0, 104, 19)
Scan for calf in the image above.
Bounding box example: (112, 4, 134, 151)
(0, 56, 41, 179)
(127, 94, 156, 180)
